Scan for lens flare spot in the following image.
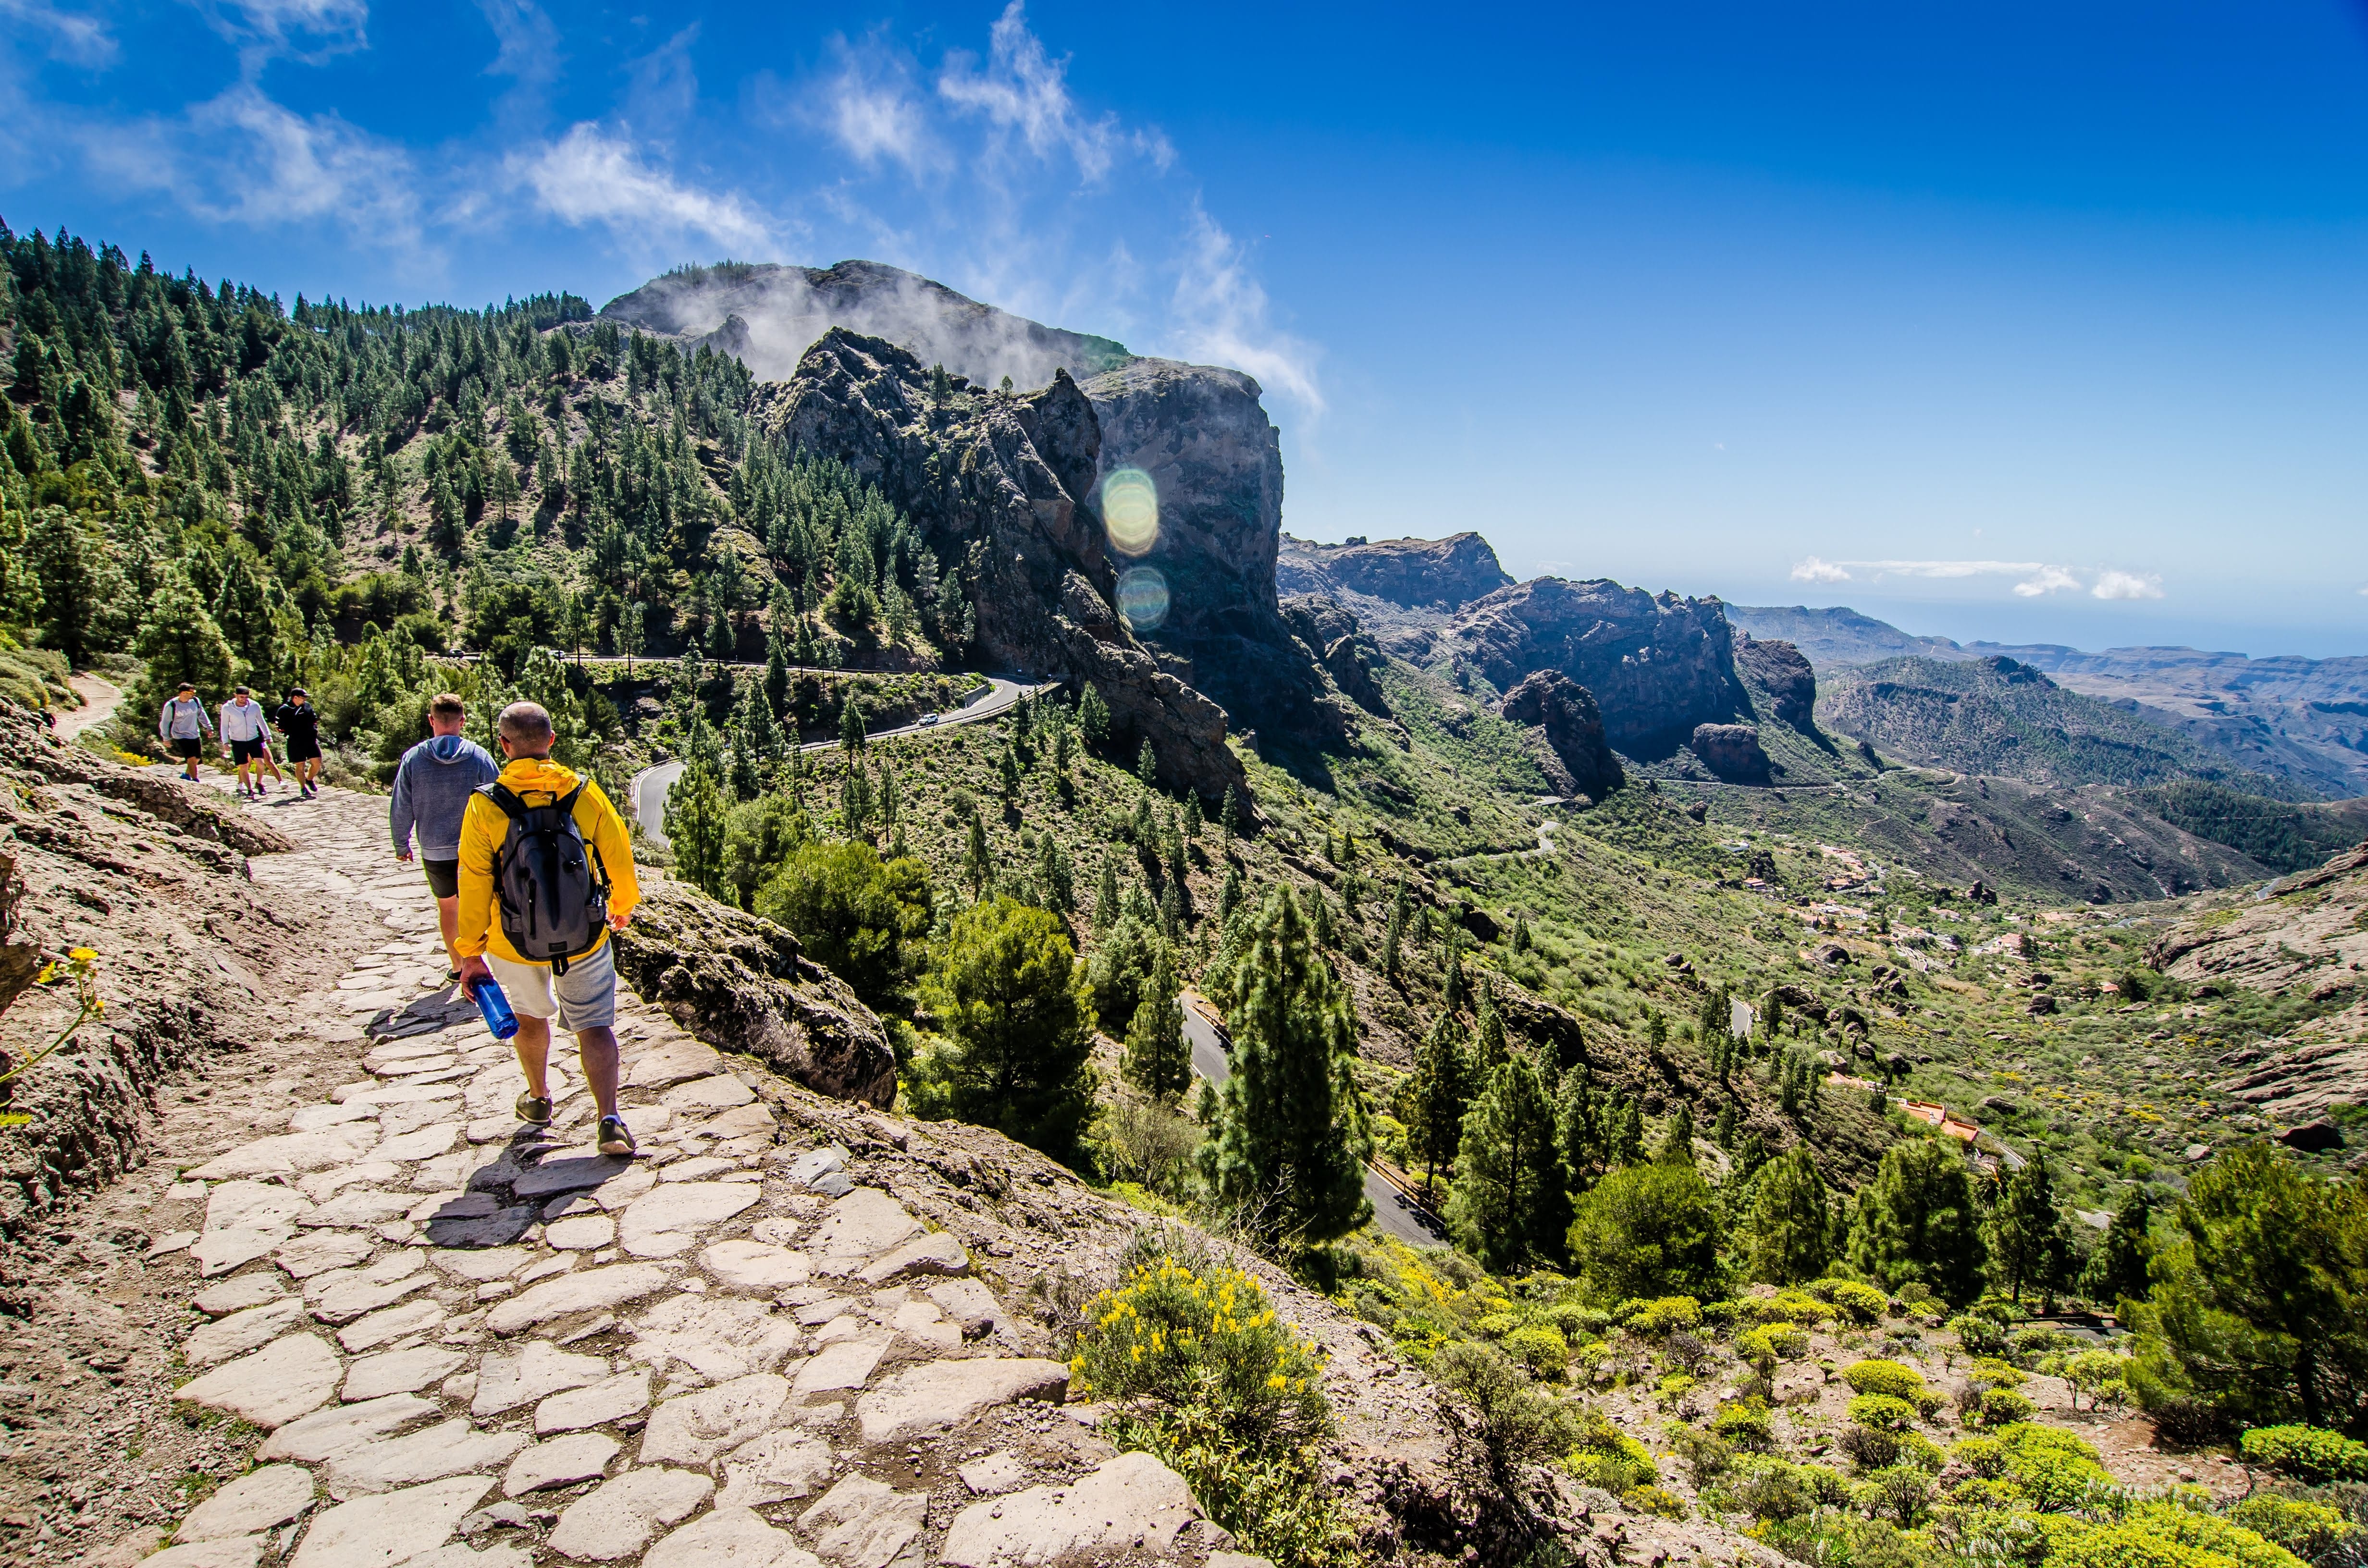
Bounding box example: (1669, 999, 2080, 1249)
(1101, 467, 1159, 557)
(1116, 566, 1169, 630)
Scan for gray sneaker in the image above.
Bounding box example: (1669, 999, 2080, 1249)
(515, 1091, 553, 1125)
(597, 1116, 636, 1157)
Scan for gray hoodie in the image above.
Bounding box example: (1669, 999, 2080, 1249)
(389, 733, 499, 859)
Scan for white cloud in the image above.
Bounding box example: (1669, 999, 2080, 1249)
(2092, 569, 2165, 601)
(2, 0, 116, 65)
(477, 0, 559, 91)
(1169, 202, 1322, 414)
(508, 122, 777, 257)
(817, 43, 940, 175)
(1790, 556, 1850, 583)
(2012, 565, 2082, 597)
(82, 83, 422, 255)
(190, 0, 370, 67)
(937, 1, 1170, 183)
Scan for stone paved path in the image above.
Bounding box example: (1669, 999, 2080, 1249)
(123, 784, 1257, 1568)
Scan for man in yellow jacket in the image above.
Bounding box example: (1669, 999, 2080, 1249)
(454, 701, 643, 1156)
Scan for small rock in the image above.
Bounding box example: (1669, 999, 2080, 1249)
(791, 1338, 887, 1397)
(2280, 1120, 2345, 1154)
(173, 1464, 316, 1542)
(956, 1452, 1026, 1496)
(547, 1214, 617, 1250)
(503, 1432, 621, 1497)
(146, 1229, 199, 1260)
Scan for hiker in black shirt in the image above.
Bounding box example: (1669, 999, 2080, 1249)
(275, 687, 325, 799)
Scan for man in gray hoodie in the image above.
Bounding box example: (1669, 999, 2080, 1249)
(391, 692, 500, 980)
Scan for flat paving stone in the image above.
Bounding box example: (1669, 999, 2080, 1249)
(307, 1252, 431, 1323)
(206, 1180, 315, 1232)
(136, 1539, 265, 1568)
(258, 1394, 440, 1462)
(288, 1102, 380, 1133)
(503, 1431, 620, 1496)
(660, 1074, 755, 1113)
(715, 1430, 834, 1508)
(302, 1188, 421, 1228)
(337, 1296, 445, 1353)
(342, 1345, 468, 1402)
(800, 1472, 927, 1568)
(472, 1341, 610, 1416)
(173, 1463, 317, 1542)
(547, 1466, 712, 1562)
(192, 1225, 296, 1278)
(535, 1369, 652, 1434)
(287, 1473, 493, 1568)
(790, 1338, 887, 1397)
(617, 1183, 760, 1259)
(323, 1417, 528, 1498)
(546, 1213, 616, 1250)
(624, 1037, 726, 1089)
(185, 1298, 308, 1366)
(854, 1233, 968, 1286)
(300, 1164, 403, 1203)
(637, 1372, 790, 1467)
(955, 1451, 1026, 1495)
(484, 1262, 671, 1334)
(513, 1153, 636, 1200)
(428, 1243, 533, 1282)
(805, 1189, 921, 1274)
(175, 1331, 344, 1428)
(423, 1202, 537, 1248)
(627, 1294, 802, 1381)
(938, 1452, 1203, 1568)
(700, 1239, 809, 1294)
(645, 1506, 823, 1568)
(186, 1124, 377, 1180)
(276, 1230, 378, 1280)
(193, 1272, 289, 1317)
(852, 1358, 1070, 1445)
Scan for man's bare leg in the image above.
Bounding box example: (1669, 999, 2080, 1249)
(437, 896, 461, 975)
(512, 1016, 551, 1101)
(508, 1018, 619, 1121)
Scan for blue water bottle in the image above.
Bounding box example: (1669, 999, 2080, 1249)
(469, 975, 519, 1040)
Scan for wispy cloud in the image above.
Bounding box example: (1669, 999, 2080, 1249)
(2, 0, 116, 66)
(811, 35, 940, 176)
(506, 122, 778, 259)
(478, 0, 559, 93)
(1171, 201, 1322, 411)
(936, 1, 1169, 184)
(190, 0, 370, 70)
(1791, 557, 2164, 601)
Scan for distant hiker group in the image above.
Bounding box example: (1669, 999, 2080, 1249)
(154, 680, 324, 799)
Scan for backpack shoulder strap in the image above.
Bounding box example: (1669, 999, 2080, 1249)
(477, 782, 528, 820)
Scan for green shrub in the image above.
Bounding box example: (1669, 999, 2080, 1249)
(1962, 1387, 2038, 1429)
(1951, 1313, 2010, 1357)
(1848, 1394, 1920, 1433)
(1740, 1292, 1835, 1325)
(1620, 1296, 1702, 1337)
(1855, 1463, 1935, 1526)
(2047, 1517, 2235, 1568)
(1565, 1413, 1660, 1494)
(1505, 1324, 1570, 1380)
(1736, 1322, 1809, 1371)
(2114, 1502, 2308, 1568)
(1992, 1422, 2117, 1509)
(2230, 1494, 2361, 1562)
(1720, 1458, 1852, 1523)
(1622, 1484, 1689, 1520)
(1813, 1278, 1894, 1326)
(1713, 1397, 1776, 1452)
(1844, 1359, 1941, 1414)
(2240, 1426, 2368, 1487)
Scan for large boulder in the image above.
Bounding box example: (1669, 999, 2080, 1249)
(609, 880, 896, 1108)
(1690, 723, 1772, 784)
(1498, 671, 1621, 799)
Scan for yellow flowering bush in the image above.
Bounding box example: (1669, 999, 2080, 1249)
(1070, 1253, 1331, 1450)
(0, 948, 104, 1129)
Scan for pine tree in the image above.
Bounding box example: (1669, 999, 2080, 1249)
(1093, 850, 1121, 933)
(1849, 1138, 1987, 1304)
(962, 814, 992, 901)
(1441, 926, 1467, 1013)
(1471, 981, 1505, 1070)
(1988, 1154, 2075, 1305)
(131, 569, 234, 715)
(1448, 1048, 1567, 1271)
(1136, 738, 1158, 788)
(1220, 784, 1242, 839)
(1123, 940, 1190, 1102)
(1713, 1101, 1738, 1150)
(1657, 1102, 1697, 1164)
(1406, 1013, 1472, 1199)
(2080, 1188, 2154, 1310)
(1203, 887, 1371, 1245)
(617, 600, 645, 674)
(665, 753, 731, 900)
(1609, 1097, 1646, 1166)
(1182, 792, 1202, 839)
(1744, 1145, 1830, 1285)
(1555, 1065, 1601, 1194)
(1382, 877, 1408, 977)
(925, 897, 1094, 1161)
(1218, 861, 1245, 922)
(1079, 684, 1111, 749)
(840, 698, 866, 753)
(764, 634, 789, 718)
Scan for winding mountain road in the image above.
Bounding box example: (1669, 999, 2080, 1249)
(630, 675, 1048, 842)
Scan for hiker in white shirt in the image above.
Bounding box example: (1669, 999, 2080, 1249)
(219, 685, 276, 800)
(158, 681, 213, 783)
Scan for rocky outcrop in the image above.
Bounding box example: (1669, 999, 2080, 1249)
(1499, 671, 1622, 799)
(602, 260, 1132, 389)
(1281, 596, 1392, 718)
(609, 878, 897, 1108)
(1083, 360, 1357, 747)
(1277, 532, 1513, 610)
(1735, 635, 1817, 728)
(1690, 723, 1772, 784)
(751, 329, 1246, 800)
(2149, 841, 2368, 987)
(1436, 578, 1746, 756)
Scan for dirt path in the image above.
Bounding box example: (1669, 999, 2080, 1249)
(1, 784, 1249, 1568)
(55, 674, 122, 740)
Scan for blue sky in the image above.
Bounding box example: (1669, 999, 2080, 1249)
(6, 1, 2366, 658)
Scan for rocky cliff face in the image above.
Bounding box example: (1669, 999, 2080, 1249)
(751, 330, 1244, 800)
(1436, 579, 1746, 757)
(1277, 532, 1514, 609)
(1735, 635, 1817, 728)
(1081, 360, 1357, 747)
(1498, 671, 1622, 799)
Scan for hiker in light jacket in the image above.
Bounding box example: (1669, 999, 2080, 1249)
(158, 681, 214, 783)
(390, 692, 499, 980)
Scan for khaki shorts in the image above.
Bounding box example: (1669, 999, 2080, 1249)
(483, 940, 617, 1033)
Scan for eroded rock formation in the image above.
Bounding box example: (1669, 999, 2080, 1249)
(1736, 635, 1817, 728)
(1499, 670, 1622, 799)
(1277, 532, 1514, 610)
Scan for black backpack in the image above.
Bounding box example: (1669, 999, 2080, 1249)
(478, 782, 609, 973)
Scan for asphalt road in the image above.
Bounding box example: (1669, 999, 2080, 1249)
(630, 675, 1046, 843)
(1181, 993, 1450, 1249)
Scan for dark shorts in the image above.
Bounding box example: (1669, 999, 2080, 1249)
(231, 738, 266, 764)
(286, 738, 322, 762)
(171, 737, 202, 760)
(422, 858, 461, 900)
